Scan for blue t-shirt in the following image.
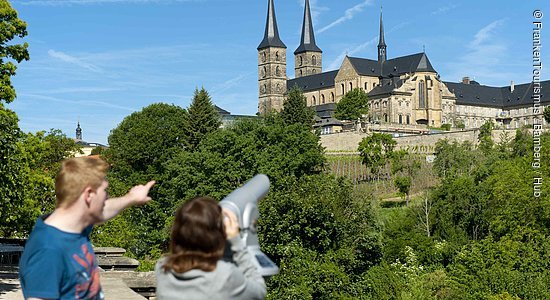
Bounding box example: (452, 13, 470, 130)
(19, 217, 104, 300)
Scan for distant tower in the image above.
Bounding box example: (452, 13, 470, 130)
(258, 0, 287, 114)
(377, 8, 387, 63)
(76, 122, 82, 140)
(294, 0, 322, 78)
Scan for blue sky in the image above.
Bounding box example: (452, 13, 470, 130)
(6, 0, 549, 145)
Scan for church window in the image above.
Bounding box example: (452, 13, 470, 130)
(275, 51, 280, 61)
(300, 56, 303, 66)
(262, 52, 266, 62)
(313, 96, 316, 105)
(399, 115, 403, 124)
(419, 80, 426, 108)
(341, 84, 345, 94)
(262, 67, 267, 78)
(276, 66, 280, 76)
(373, 82, 376, 89)
(383, 101, 387, 108)
(330, 92, 335, 102)
(349, 82, 353, 91)
(399, 101, 402, 107)
(384, 114, 388, 122)
(300, 69, 303, 76)
(276, 83, 280, 93)
(364, 82, 368, 90)
(262, 84, 267, 94)
(406, 115, 410, 124)
(312, 55, 317, 65)
(321, 94, 325, 104)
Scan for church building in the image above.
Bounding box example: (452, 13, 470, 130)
(257, 0, 549, 130)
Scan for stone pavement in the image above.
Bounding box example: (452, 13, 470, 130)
(0, 266, 146, 300)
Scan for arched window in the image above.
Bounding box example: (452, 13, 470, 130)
(262, 84, 267, 94)
(312, 55, 317, 65)
(331, 92, 335, 102)
(321, 94, 325, 104)
(341, 83, 345, 94)
(300, 69, 303, 76)
(275, 51, 280, 61)
(365, 82, 368, 90)
(262, 52, 266, 62)
(276, 83, 280, 93)
(399, 115, 403, 124)
(384, 114, 388, 122)
(373, 82, 376, 89)
(312, 96, 316, 105)
(276, 66, 280, 76)
(349, 82, 353, 91)
(406, 115, 410, 124)
(299, 56, 303, 66)
(419, 80, 426, 108)
(262, 66, 267, 78)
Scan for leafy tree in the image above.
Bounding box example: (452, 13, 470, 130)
(0, 104, 25, 235)
(358, 132, 396, 175)
(183, 88, 221, 150)
(0, 0, 29, 104)
(433, 140, 480, 179)
(280, 86, 314, 127)
(478, 120, 494, 154)
(100, 103, 188, 256)
(394, 175, 412, 205)
(106, 103, 188, 177)
(334, 88, 369, 121)
(544, 106, 550, 124)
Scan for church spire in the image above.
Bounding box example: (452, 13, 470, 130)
(76, 121, 82, 141)
(294, 0, 321, 54)
(377, 7, 387, 63)
(258, 0, 286, 50)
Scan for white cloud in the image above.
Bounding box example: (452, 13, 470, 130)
(445, 19, 518, 84)
(431, 4, 459, 15)
(48, 49, 103, 73)
(470, 19, 506, 47)
(20, 0, 197, 6)
(21, 93, 136, 112)
(317, 0, 373, 34)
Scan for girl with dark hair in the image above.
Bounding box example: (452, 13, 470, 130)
(155, 196, 266, 299)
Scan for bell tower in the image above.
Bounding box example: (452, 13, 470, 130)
(258, 0, 287, 114)
(294, 0, 322, 78)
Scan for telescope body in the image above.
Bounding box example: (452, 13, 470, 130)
(219, 174, 279, 276)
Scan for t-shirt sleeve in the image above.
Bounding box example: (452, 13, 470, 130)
(20, 248, 64, 299)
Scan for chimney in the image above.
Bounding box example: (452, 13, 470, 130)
(510, 80, 515, 93)
(462, 77, 470, 84)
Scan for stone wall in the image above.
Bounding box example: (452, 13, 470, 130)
(321, 129, 517, 153)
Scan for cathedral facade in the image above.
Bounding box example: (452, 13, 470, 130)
(258, 0, 549, 130)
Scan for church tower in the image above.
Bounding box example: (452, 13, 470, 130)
(377, 8, 387, 63)
(258, 0, 287, 114)
(294, 0, 322, 78)
(76, 121, 82, 141)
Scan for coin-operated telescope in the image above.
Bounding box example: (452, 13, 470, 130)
(219, 174, 279, 277)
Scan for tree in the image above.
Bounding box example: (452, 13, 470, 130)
(106, 103, 188, 177)
(280, 86, 315, 127)
(101, 103, 188, 256)
(358, 132, 396, 175)
(544, 106, 550, 124)
(0, 0, 30, 104)
(0, 104, 25, 236)
(334, 88, 369, 121)
(183, 88, 221, 150)
(394, 175, 412, 205)
(478, 120, 494, 154)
